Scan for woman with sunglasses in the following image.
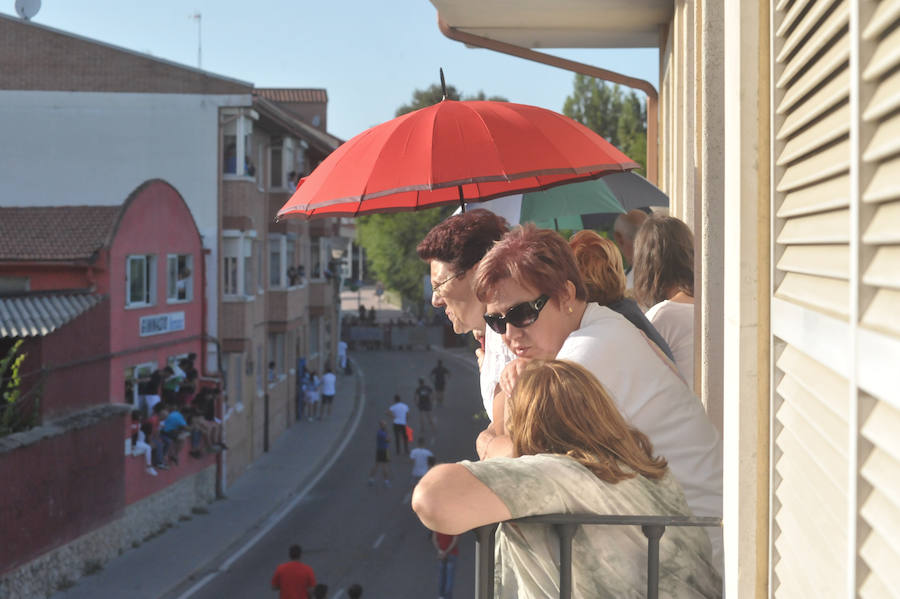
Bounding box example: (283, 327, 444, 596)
(412, 359, 721, 598)
(474, 224, 723, 575)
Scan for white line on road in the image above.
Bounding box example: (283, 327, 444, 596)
(372, 533, 386, 549)
(402, 490, 412, 505)
(175, 360, 367, 599)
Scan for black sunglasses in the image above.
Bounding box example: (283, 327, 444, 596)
(483, 295, 550, 335)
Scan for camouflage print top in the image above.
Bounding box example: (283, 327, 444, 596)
(461, 454, 722, 599)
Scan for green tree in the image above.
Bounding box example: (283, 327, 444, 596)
(356, 83, 507, 311)
(563, 74, 647, 173)
(395, 84, 507, 117)
(357, 207, 451, 313)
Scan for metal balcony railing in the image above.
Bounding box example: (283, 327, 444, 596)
(472, 514, 722, 599)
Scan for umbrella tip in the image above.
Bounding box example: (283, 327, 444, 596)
(440, 67, 447, 101)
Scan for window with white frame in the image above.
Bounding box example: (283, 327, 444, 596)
(269, 235, 284, 288)
(270, 145, 283, 189)
(223, 232, 255, 298)
(126, 254, 156, 307)
(256, 240, 264, 293)
(223, 110, 256, 177)
(242, 239, 254, 296)
(167, 254, 193, 302)
(285, 237, 299, 286)
(310, 238, 322, 279)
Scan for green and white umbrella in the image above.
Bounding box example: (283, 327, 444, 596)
(474, 171, 668, 230)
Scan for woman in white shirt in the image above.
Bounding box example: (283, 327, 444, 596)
(633, 215, 696, 392)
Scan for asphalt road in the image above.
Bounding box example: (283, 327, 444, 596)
(185, 347, 485, 599)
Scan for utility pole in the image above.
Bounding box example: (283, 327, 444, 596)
(190, 12, 202, 69)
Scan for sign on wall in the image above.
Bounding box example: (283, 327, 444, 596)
(139, 311, 185, 337)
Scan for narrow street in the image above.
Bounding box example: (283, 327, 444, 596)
(180, 347, 484, 598)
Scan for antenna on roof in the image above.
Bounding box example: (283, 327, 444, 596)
(15, 0, 41, 20)
(189, 12, 202, 69)
(440, 68, 447, 101)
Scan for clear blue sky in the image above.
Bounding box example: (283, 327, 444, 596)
(7, 0, 660, 142)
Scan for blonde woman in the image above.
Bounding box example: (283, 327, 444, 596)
(413, 360, 720, 598)
(569, 230, 675, 363)
(633, 216, 696, 392)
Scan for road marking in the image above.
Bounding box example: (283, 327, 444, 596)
(402, 490, 412, 505)
(175, 359, 367, 599)
(373, 533, 386, 549)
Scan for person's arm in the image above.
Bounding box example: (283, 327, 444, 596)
(412, 463, 512, 534)
(271, 568, 280, 590)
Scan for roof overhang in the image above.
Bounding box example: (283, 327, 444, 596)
(429, 0, 672, 49)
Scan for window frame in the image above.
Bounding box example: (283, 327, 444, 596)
(126, 254, 156, 308)
(166, 254, 194, 304)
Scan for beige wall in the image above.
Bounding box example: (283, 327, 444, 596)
(660, 1, 769, 595)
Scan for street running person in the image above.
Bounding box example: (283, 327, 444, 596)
(271, 544, 317, 599)
(368, 420, 391, 488)
(413, 377, 436, 441)
(430, 359, 450, 407)
(386, 395, 409, 455)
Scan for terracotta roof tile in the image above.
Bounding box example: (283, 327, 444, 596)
(0, 206, 121, 261)
(256, 88, 328, 103)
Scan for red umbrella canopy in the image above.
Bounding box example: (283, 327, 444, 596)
(277, 100, 639, 220)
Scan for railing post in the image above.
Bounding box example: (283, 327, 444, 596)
(641, 524, 666, 599)
(473, 524, 497, 599)
(553, 522, 578, 599)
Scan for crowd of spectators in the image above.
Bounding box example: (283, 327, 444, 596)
(128, 353, 226, 475)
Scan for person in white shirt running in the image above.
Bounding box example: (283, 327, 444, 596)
(409, 437, 434, 487)
(386, 395, 410, 455)
(320, 367, 337, 419)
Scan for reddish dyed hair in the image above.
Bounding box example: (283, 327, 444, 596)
(474, 224, 586, 304)
(416, 209, 508, 275)
(569, 230, 627, 305)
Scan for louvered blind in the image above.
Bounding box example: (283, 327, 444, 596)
(771, 0, 852, 596)
(856, 1, 900, 595)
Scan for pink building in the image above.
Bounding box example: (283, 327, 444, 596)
(0, 180, 215, 584)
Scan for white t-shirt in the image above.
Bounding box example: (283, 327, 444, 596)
(388, 402, 409, 425)
(409, 447, 434, 477)
(556, 303, 722, 572)
(480, 326, 515, 421)
(645, 300, 695, 393)
(321, 372, 337, 396)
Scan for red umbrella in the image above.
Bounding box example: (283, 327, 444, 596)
(276, 99, 639, 220)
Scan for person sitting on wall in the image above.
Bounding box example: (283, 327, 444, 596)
(161, 405, 189, 465)
(129, 410, 157, 476)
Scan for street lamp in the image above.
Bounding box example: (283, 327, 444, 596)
(329, 239, 350, 366)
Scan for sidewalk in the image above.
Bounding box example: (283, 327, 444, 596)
(53, 367, 363, 599)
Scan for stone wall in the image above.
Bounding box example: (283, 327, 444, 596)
(0, 466, 215, 599)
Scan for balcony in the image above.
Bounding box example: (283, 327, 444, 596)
(220, 300, 251, 340)
(471, 514, 721, 599)
(307, 279, 334, 309)
(266, 284, 308, 323)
